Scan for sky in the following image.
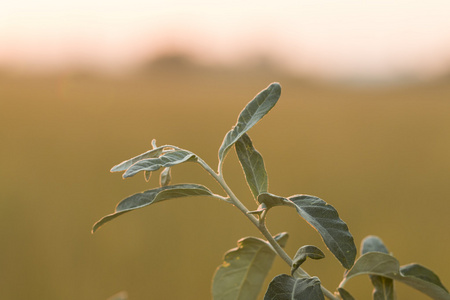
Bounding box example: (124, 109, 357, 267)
(1, 0, 450, 80)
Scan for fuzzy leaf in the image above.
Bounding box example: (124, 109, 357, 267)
(361, 236, 390, 255)
(291, 245, 325, 276)
(371, 276, 395, 300)
(159, 167, 171, 187)
(288, 195, 356, 269)
(401, 264, 449, 293)
(337, 288, 355, 300)
(247, 192, 288, 216)
(342, 252, 450, 300)
(218, 83, 281, 165)
(110, 145, 167, 172)
(123, 150, 197, 178)
(212, 233, 289, 300)
(257, 192, 290, 208)
(361, 236, 395, 300)
(235, 133, 268, 200)
(263, 275, 324, 300)
(144, 170, 152, 182)
(92, 184, 217, 233)
(257, 193, 356, 269)
(273, 232, 290, 245)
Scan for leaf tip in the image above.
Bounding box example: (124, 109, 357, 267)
(270, 81, 281, 89)
(268, 82, 282, 95)
(91, 217, 107, 233)
(361, 235, 389, 255)
(91, 224, 98, 234)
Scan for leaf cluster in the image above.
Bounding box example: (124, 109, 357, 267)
(94, 83, 449, 300)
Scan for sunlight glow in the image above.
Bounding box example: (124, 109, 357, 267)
(1, 0, 450, 80)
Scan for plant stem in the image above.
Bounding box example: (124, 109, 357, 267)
(257, 221, 338, 300)
(197, 158, 339, 300)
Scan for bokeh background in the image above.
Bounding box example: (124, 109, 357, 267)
(1, 1, 450, 299)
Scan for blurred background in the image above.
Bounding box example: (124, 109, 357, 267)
(1, 1, 450, 299)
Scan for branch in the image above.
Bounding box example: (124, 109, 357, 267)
(196, 157, 339, 300)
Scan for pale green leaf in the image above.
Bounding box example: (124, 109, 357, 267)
(123, 150, 197, 178)
(235, 133, 268, 200)
(371, 276, 395, 300)
(212, 233, 289, 300)
(337, 288, 355, 300)
(361, 236, 395, 300)
(144, 170, 152, 182)
(361, 236, 390, 255)
(110, 145, 168, 172)
(263, 275, 324, 300)
(256, 192, 290, 210)
(257, 193, 356, 269)
(291, 245, 325, 276)
(159, 167, 171, 187)
(218, 83, 281, 165)
(273, 232, 289, 247)
(92, 184, 217, 233)
(287, 195, 356, 270)
(342, 252, 450, 300)
(247, 192, 287, 217)
(401, 264, 448, 293)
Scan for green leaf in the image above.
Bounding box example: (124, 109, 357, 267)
(92, 184, 217, 233)
(361, 236, 395, 300)
(110, 145, 167, 172)
(247, 192, 289, 217)
(401, 264, 449, 293)
(159, 167, 171, 187)
(342, 252, 450, 300)
(212, 233, 289, 300)
(291, 245, 325, 276)
(218, 83, 281, 166)
(144, 170, 152, 182)
(361, 235, 390, 255)
(257, 193, 356, 269)
(287, 195, 356, 269)
(256, 192, 291, 210)
(370, 276, 395, 300)
(123, 150, 197, 178)
(273, 232, 290, 246)
(263, 275, 324, 300)
(235, 133, 268, 200)
(337, 288, 355, 300)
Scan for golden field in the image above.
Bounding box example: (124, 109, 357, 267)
(1, 65, 450, 299)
